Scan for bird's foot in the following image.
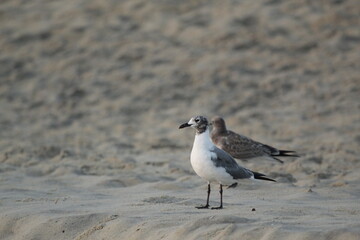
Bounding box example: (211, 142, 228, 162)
(211, 205, 223, 210)
(195, 204, 209, 209)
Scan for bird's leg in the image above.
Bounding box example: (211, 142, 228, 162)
(211, 184, 223, 209)
(196, 183, 210, 209)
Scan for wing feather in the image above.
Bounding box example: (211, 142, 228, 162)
(210, 147, 253, 179)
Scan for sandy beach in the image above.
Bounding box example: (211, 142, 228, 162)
(1, 0, 360, 239)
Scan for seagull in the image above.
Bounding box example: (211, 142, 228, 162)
(210, 116, 299, 164)
(179, 116, 275, 209)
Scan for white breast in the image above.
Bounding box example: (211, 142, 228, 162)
(190, 130, 235, 185)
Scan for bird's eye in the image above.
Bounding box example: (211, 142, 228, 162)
(195, 118, 199, 123)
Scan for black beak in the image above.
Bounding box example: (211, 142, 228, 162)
(179, 122, 191, 129)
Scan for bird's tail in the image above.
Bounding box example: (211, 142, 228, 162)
(253, 171, 276, 182)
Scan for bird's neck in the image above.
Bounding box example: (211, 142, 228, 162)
(194, 128, 214, 150)
(212, 126, 227, 136)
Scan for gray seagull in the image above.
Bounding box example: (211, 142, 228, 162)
(211, 116, 299, 164)
(179, 116, 275, 209)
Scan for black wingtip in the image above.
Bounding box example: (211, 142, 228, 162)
(257, 176, 276, 182)
(277, 150, 299, 158)
(253, 171, 276, 182)
(273, 157, 284, 164)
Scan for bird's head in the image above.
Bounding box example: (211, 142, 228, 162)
(179, 116, 209, 134)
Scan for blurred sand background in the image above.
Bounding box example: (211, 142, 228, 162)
(0, 0, 360, 239)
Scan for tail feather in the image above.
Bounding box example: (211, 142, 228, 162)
(253, 171, 276, 182)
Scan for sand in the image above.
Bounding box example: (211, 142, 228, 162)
(1, 0, 360, 239)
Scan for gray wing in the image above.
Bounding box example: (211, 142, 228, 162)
(210, 147, 254, 179)
(217, 131, 277, 159)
